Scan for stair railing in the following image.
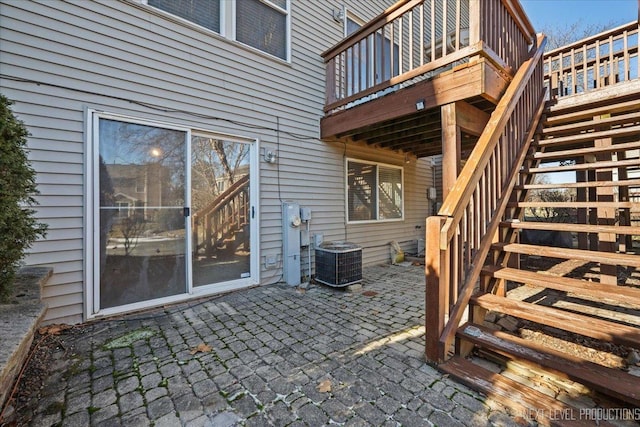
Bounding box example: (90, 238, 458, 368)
(544, 21, 640, 98)
(192, 174, 250, 257)
(425, 34, 548, 363)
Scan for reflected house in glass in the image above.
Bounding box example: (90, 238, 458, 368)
(105, 163, 170, 220)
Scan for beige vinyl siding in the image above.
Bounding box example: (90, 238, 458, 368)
(1, 0, 430, 324)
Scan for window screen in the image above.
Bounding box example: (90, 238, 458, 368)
(348, 160, 403, 222)
(148, 0, 220, 33)
(236, 0, 287, 60)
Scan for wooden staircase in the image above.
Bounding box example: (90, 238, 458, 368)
(438, 85, 640, 423)
(192, 174, 250, 259)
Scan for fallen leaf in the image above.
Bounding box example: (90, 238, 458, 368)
(190, 343, 212, 355)
(38, 324, 71, 335)
(362, 290, 378, 297)
(317, 379, 332, 393)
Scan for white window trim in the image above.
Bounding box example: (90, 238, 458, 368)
(135, 0, 291, 63)
(345, 158, 405, 225)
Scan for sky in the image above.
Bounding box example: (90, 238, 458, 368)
(520, 0, 638, 32)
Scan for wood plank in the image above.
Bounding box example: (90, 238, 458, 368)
(482, 265, 640, 306)
(532, 140, 640, 161)
(516, 178, 640, 190)
(471, 293, 640, 348)
(491, 242, 640, 267)
(536, 124, 640, 148)
(511, 201, 638, 209)
(524, 158, 640, 173)
(501, 219, 640, 235)
(546, 79, 640, 114)
(545, 96, 640, 126)
(541, 110, 640, 137)
(457, 322, 640, 406)
(439, 356, 603, 427)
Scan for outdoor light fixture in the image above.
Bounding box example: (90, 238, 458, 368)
(332, 9, 344, 22)
(264, 150, 277, 163)
(416, 99, 425, 110)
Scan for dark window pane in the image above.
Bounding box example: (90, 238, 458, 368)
(348, 161, 376, 221)
(148, 0, 220, 33)
(237, 0, 287, 59)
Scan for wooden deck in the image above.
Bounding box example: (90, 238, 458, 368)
(320, 0, 534, 158)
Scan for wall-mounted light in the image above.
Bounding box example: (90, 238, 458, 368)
(415, 99, 425, 110)
(264, 150, 277, 163)
(332, 8, 344, 22)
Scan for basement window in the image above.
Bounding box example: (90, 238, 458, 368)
(346, 159, 404, 223)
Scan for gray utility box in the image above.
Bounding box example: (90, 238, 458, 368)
(315, 242, 362, 287)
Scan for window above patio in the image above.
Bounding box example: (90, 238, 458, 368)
(144, 0, 290, 61)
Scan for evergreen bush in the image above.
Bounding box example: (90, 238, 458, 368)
(0, 94, 47, 301)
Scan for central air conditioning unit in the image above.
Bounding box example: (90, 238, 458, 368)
(314, 241, 362, 287)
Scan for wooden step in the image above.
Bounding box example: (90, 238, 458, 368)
(492, 242, 640, 268)
(545, 97, 640, 126)
(532, 140, 640, 161)
(438, 356, 608, 427)
(523, 158, 640, 174)
(542, 110, 640, 137)
(470, 293, 640, 349)
(509, 201, 638, 210)
(482, 265, 640, 308)
(515, 178, 640, 191)
(501, 220, 640, 236)
(536, 124, 640, 148)
(457, 322, 640, 406)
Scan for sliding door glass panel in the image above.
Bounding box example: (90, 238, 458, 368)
(191, 136, 251, 287)
(98, 118, 187, 309)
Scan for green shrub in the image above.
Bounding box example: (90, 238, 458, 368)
(0, 94, 47, 301)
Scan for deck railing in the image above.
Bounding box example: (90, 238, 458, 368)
(425, 34, 547, 362)
(322, 0, 536, 114)
(544, 21, 640, 98)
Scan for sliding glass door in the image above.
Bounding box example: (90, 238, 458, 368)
(91, 114, 258, 315)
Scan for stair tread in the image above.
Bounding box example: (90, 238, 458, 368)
(537, 124, 640, 147)
(439, 356, 612, 427)
(500, 220, 640, 235)
(483, 265, 640, 304)
(492, 242, 640, 267)
(516, 178, 640, 190)
(532, 140, 640, 161)
(471, 293, 640, 349)
(541, 110, 640, 136)
(457, 322, 640, 406)
(545, 98, 640, 126)
(523, 157, 640, 173)
(510, 201, 639, 209)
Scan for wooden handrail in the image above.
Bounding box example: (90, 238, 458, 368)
(193, 174, 249, 221)
(425, 33, 547, 362)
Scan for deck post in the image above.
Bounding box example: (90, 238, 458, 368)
(441, 103, 462, 200)
(594, 114, 617, 284)
(426, 215, 447, 363)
